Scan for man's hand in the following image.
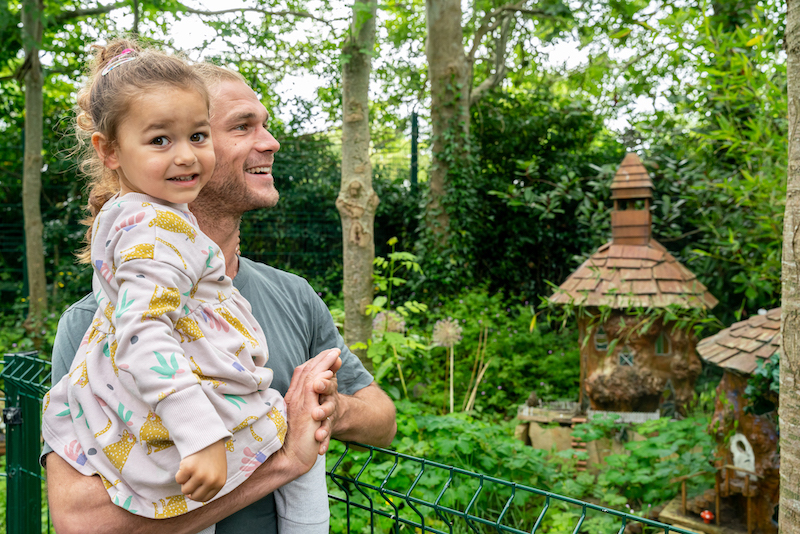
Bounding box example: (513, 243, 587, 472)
(175, 440, 227, 502)
(311, 347, 397, 453)
(283, 349, 341, 467)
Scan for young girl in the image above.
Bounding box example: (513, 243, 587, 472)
(42, 40, 331, 533)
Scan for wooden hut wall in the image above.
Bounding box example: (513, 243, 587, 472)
(710, 370, 779, 533)
(578, 310, 701, 412)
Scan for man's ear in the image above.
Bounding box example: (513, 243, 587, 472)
(91, 132, 120, 170)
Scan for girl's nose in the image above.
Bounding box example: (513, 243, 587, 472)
(174, 143, 197, 165)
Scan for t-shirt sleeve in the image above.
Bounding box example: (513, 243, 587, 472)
(41, 298, 97, 463)
(306, 286, 374, 396)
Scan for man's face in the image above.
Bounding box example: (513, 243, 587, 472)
(192, 80, 281, 218)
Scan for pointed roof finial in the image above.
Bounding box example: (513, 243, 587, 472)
(611, 153, 653, 200)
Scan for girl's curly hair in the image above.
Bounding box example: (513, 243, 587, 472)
(74, 38, 208, 263)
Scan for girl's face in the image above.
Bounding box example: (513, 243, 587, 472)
(95, 87, 215, 205)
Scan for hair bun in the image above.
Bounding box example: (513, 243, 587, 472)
(93, 39, 141, 75)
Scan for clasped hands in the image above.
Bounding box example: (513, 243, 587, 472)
(176, 348, 343, 502)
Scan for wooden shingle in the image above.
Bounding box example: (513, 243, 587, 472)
(697, 308, 781, 375)
(549, 239, 717, 309)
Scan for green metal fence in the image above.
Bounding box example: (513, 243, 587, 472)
(2, 352, 698, 534)
(1, 351, 51, 534)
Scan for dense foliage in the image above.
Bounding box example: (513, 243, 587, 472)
(0, 0, 785, 527)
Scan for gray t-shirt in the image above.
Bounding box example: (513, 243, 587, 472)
(44, 256, 374, 533)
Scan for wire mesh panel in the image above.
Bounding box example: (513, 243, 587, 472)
(328, 442, 698, 534)
(1, 351, 52, 534)
(2, 353, 698, 534)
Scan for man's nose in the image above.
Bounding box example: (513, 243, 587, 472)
(255, 127, 281, 153)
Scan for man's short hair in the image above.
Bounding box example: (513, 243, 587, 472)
(193, 62, 247, 88)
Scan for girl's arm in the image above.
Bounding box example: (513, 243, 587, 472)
(109, 207, 231, 458)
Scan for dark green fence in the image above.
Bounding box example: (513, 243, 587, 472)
(2, 352, 697, 534)
(1, 352, 51, 534)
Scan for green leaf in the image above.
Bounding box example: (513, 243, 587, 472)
(224, 394, 247, 409)
(150, 351, 180, 379)
(745, 35, 763, 47)
(115, 290, 135, 318)
(610, 28, 631, 39)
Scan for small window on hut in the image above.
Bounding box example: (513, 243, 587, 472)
(594, 326, 608, 351)
(619, 347, 634, 366)
(655, 332, 671, 356)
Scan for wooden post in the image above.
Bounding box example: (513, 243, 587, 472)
(681, 481, 687, 515)
(725, 467, 730, 495)
(715, 474, 721, 526)
(745, 476, 752, 534)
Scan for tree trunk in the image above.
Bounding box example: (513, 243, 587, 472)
(782, 0, 800, 530)
(425, 0, 469, 245)
(336, 0, 378, 368)
(21, 0, 47, 322)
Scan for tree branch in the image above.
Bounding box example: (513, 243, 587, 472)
(54, 1, 128, 24)
(659, 228, 705, 243)
(179, 6, 332, 25)
(467, 1, 548, 64)
(471, 13, 514, 105)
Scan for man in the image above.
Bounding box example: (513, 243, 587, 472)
(43, 64, 397, 534)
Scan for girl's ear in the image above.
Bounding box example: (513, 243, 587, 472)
(91, 132, 120, 170)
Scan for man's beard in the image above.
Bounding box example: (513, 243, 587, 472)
(191, 164, 279, 221)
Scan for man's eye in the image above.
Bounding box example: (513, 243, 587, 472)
(151, 136, 168, 146)
(191, 132, 207, 142)
(234, 124, 247, 131)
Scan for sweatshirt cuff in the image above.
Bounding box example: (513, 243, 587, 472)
(156, 386, 232, 458)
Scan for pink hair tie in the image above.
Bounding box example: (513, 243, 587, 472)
(101, 49, 136, 76)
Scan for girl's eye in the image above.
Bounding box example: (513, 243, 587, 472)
(151, 136, 168, 146)
(191, 132, 207, 142)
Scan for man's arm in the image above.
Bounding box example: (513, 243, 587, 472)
(304, 287, 397, 449)
(325, 381, 397, 449)
(47, 349, 340, 534)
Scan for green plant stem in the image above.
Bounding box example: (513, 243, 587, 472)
(466, 357, 493, 412)
(449, 344, 455, 413)
(463, 326, 485, 411)
(391, 344, 408, 398)
(386, 241, 395, 307)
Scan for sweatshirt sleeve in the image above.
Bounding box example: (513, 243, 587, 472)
(109, 207, 231, 458)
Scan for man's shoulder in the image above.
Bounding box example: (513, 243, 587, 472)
(237, 257, 316, 296)
(60, 293, 98, 321)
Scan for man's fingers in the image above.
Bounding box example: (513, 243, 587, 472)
(315, 415, 332, 454)
(290, 350, 340, 390)
(315, 394, 336, 421)
(314, 374, 338, 397)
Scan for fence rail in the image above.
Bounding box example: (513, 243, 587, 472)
(2, 352, 697, 534)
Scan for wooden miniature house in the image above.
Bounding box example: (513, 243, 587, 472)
(549, 153, 718, 413)
(695, 308, 780, 534)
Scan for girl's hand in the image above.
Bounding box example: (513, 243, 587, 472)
(175, 440, 227, 502)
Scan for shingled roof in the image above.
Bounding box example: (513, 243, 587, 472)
(549, 153, 717, 310)
(697, 308, 780, 375)
(611, 153, 653, 200)
(549, 239, 719, 309)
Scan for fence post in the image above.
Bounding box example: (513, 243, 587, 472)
(2, 351, 43, 534)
